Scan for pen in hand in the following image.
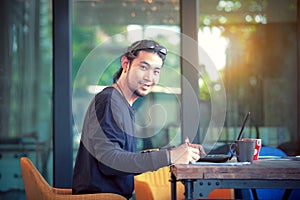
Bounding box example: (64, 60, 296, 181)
(185, 136, 196, 164)
(185, 136, 191, 147)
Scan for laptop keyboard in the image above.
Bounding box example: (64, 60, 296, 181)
(197, 154, 230, 163)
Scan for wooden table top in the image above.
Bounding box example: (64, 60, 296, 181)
(171, 159, 300, 180)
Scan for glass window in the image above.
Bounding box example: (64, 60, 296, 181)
(72, 0, 181, 152)
(72, 0, 298, 158)
(198, 0, 298, 155)
(0, 0, 53, 198)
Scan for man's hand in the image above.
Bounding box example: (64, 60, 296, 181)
(170, 143, 204, 164)
(185, 136, 206, 157)
(188, 143, 206, 157)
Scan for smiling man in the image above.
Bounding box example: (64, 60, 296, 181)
(72, 40, 205, 199)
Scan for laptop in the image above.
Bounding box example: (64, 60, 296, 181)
(197, 112, 251, 163)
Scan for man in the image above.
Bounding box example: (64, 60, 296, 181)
(72, 40, 205, 199)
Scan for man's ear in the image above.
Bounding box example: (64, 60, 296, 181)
(121, 56, 129, 72)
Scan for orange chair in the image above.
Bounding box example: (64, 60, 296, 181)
(20, 157, 126, 200)
(134, 166, 234, 200)
(134, 178, 155, 200)
(208, 189, 234, 199)
(134, 166, 185, 200)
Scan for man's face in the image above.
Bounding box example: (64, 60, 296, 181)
(126, 51, 163, 97)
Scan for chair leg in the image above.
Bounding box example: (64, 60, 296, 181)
(251, 189, 259, 200)
(282, 189, 292, 200)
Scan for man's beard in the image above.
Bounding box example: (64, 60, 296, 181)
(134, 89, 146, 97)
(126, 69, 148, 98)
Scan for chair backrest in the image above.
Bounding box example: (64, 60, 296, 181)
(134, 166, 184, 200)
(259, 146, 287, 157)
(134, 166, 234, 200)
(20, 157, 54, 200)
(20, 157, 127, 200)
(255, 147, 287, 200)
(134, 178, 154, 200)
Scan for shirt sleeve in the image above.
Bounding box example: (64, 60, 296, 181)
(81, 92, 170, 175)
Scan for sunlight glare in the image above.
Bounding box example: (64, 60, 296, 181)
(198, 26, 228, 81)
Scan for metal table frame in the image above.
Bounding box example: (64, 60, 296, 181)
(170, 160, 300, 200)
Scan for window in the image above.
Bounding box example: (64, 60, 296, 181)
(0, 0, 53, 195)
(72, 0, 298, 155)
(72, 0, 182, 152)
(198, 0, 298, 154)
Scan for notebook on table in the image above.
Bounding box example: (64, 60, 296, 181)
(197, 112, 251, 163)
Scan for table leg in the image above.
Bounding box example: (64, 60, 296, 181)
(184, 179, 193, 200)
(171, 172, 177, 200)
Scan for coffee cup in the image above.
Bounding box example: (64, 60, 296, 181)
(230, 140, 256, 162)
(242, 138, 262, 160)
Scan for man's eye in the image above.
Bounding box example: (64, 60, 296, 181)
(154, 70, 160, 75)
(140, 65, 147, 70)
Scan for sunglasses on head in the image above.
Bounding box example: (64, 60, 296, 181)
(128, 40, 168, 56)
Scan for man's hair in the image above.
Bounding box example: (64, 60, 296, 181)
(113, 40, 167, 83)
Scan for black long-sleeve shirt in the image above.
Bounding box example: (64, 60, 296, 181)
(72, 87, 170, 199)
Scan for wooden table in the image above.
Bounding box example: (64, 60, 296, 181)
(170, 159, 300, 200)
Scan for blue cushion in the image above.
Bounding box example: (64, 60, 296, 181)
(259, 146, 287, 157)
(236, 146, 296, 200)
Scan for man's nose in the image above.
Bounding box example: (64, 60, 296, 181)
(144, 70, 153, 81)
